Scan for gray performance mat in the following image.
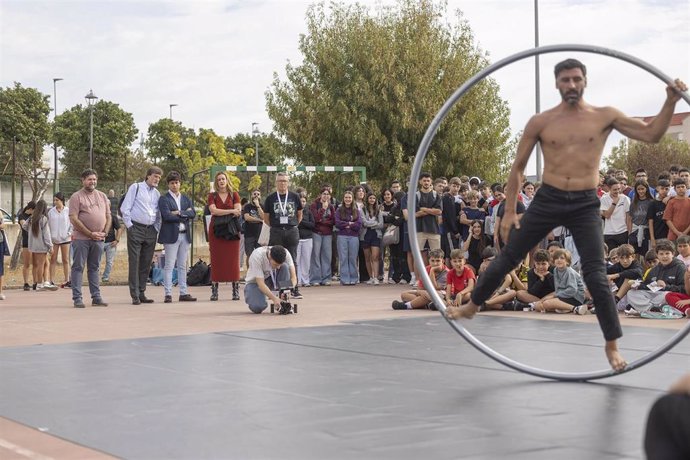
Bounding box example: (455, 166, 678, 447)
(1, 316, 688, 459)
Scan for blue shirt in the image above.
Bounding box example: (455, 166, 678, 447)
(120, 181, 161, 231)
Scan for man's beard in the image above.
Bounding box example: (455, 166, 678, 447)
(560, 88, 584, 104)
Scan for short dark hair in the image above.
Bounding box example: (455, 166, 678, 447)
(657, 179, 671, 188)
(533, 249, 550, 263)
(547, 240, 564, 250)
(669, 165, 680, 173)
(655, 239, 676, 255)
(166, 171, 182, 183)
(419, 172, 432, 180)
(81, 168, 97, 179)
(554, 58, 587, 78)
(606, 177, 619, 187)
(635, 168, 647, 175)
(481, 246, 498, 260)
(673, 178, 686, 187)
(270, 245, 287, 264)
(679, 168, 690, 175)
(53, 191, 65, 204)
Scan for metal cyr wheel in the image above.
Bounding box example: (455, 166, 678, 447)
(408, 44, 690, 382)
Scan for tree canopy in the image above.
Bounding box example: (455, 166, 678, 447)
(606, 137, 690, 185)
(53, 100, 138, 182)
(266, 0, 514, 188)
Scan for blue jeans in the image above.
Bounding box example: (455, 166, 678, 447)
(244, 263, 292, 313)
(71, 239, 104, 302)
(310, 233, 332, 284)
(472, 183, 622, 341)
(163, 234, 190, 296)
(100, 242, 117, 280)
(337, 235, 359, 284)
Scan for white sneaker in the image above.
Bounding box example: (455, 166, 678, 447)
(0, 293, 5, 300)
(366, 279, 375, 285)
(373, 279, 380, 285)
(575, 305, 590, 315)
(43, 282, 58, 291)
(409, 275, 417, 286)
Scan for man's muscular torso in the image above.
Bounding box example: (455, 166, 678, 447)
(536, 103, 616, 191)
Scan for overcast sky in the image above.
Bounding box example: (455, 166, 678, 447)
(1, 0, 689, 175)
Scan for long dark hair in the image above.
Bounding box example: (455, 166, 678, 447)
(31, 199, 47, 237)
(471, 219, 487, 254)
(631, 179, 650, 212)
(338, 191, 358, 221)
(365, 192, 379, 217)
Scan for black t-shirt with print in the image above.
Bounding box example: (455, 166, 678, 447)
(263, 191, 303, 228)
(243, 203, 263, 238)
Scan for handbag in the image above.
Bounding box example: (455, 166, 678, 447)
(213, 214, 241, 240)
(382, 225, 400, 246)
(258, 223, 271, 246)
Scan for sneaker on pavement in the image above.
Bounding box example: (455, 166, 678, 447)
(373, 279, 380, 285)
(575, 304, 590, 315)
(366, 279, 374, 285)
(291, 288, 304, 299)
(44, 282, 58, 291)
(23, 283, 30, 291)
(92, 298, 109, 307)
(74, 300, 85, 308)
(0, 294, 5, 300)
(164, 295, 172, 303)
(179, 294, 197, 302)
(392, 300, 407, 310)
(409, 276, 417, 286)
(321, 281, 331, 286)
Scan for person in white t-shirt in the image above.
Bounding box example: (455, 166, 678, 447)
(244, 245, 298, 313)
(600, 178, 631, 250)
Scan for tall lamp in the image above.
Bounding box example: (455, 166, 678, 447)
(85, 89, 98, 169)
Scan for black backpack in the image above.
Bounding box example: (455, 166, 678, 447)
(187, 259, 211, 286)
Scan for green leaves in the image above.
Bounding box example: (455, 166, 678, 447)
(266, 0, 513, 188)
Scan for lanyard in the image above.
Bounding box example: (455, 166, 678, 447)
(276, 192, 288, 216)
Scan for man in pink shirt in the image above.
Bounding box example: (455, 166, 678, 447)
(68, 169, 111, 308)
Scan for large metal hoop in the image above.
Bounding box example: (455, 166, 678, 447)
(409, 44, 690, 381)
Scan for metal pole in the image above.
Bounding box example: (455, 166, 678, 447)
(89, 105, 94, 169)
(534, 0, 542, 182)
(169, 104, 177, 120)
(11, 138, 16, 218)
(52, 78, 62, 194)
(255, 139, 259, 169)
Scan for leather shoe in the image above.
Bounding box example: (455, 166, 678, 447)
(179, 294, 197, 302)
(132, 297, 141, 305)
(164, 295, 172, 303)
(139, 296, 154, 304)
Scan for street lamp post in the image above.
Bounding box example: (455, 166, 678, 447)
(251, 122, 260, 169)
(169, 103, 178, 120)
(85, 89, 98, 169)
(52, 78, 63, 194)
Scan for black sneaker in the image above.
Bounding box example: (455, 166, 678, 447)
(23, 283, 30, 291)
(164, 295, 172, 303)
(92, 298, 108, 307)
(74, 300, 85, 308)
(392, 300, 407, 310)
(425, 302, 438, 311)
(132, 297, 141, 305)
(32, 283, 37, 291)
(291, 288, 303, 299)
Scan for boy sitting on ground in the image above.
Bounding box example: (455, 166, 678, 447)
(607, 244, 644, 306)
(445, 249, 476, 307)
(625, 239, 686, 314)
(392, 248, 448, 310)
(513, 249, 555, 310)
(530, 249, 589, 315)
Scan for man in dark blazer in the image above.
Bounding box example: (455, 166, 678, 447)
(158, 171, 197, 303)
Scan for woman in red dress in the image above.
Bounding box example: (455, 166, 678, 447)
(208, 172, 242, 301)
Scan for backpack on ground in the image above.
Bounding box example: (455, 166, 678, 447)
(187, 259, 211, 286)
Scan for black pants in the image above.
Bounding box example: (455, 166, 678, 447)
(645, 393, 690, 460)
(127, 223, 158, 299)
(471, 183, 622, 341)
(269, 226, 299, 263)
(604, 231, 628, 252)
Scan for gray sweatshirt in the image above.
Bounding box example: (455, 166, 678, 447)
(22, 215, 53, 253)
(359, 209, 384, 240)
(553, 266, 585, 303)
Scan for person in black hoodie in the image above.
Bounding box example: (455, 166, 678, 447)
(606, 244, 644, 304)
(624, 239, 685, 313)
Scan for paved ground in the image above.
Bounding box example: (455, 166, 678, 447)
(0, 283, 688, 459)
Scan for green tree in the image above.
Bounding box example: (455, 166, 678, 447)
(266, 0, 513, 187)
(606, 137, 690, 185)
(224, 132, 286, 168)
(0, 82, 51, 170)
(53, 100, 138, 182)
(144, 118, 195, 178)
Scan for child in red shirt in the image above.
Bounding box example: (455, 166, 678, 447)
(446, 249, 476, 306)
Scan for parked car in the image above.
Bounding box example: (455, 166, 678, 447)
(1, 208, 14, 223)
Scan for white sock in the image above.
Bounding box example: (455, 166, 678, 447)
(405, 302, 412, 310)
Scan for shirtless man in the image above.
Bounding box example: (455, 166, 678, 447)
(447, 58, 687, 372)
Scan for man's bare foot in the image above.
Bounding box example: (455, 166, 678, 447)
(605, 340, 628, 372)
(445, 302, 478, 320)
